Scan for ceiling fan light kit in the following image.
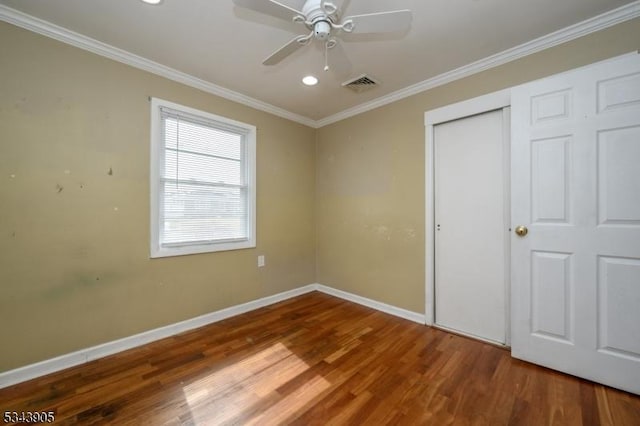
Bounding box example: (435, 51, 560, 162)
(233, 0, 412, 76)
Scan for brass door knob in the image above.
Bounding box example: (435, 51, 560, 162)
(515, 225, 528, 237)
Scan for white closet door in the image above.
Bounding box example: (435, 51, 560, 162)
(511, 53, 640, 395)
(434, 109, 508, 344)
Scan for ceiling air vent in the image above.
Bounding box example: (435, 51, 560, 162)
(342, 74, 380, 93)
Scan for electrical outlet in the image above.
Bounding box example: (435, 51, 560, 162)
(258, 255, 265, 267)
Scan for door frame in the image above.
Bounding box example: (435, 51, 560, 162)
(424, 89, 511, 343)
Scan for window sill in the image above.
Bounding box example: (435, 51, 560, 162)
(150, 239, 256, 258)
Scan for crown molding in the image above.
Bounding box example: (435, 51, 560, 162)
(315, 0, 640, 127)
(0, 5, 318, 128)
(1, 2, 639, 129)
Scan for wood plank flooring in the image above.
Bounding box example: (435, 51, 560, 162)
(1, 291, 639, 425)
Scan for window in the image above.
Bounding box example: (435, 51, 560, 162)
(150, 98, 256, 258)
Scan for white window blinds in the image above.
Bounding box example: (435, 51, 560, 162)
(151, 99, 256, 257)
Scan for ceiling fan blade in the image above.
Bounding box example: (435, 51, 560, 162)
(342, 10, 412, 34)
(233, 0, 304, 22)
(263, 35, 309, 65)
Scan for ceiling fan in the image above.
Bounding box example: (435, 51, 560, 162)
(233, 0, 412, 73)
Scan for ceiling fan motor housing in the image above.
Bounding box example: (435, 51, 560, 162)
(302, 0, 329, 20)
(301, 0, 335, 41)
(313, 20, 331, 40)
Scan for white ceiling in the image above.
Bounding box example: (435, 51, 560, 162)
(0, 0, 638, 126)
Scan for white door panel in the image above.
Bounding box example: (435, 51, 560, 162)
(511, 53, 640, 395)
(434, 109, 507, 344)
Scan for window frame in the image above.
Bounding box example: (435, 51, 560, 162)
(150, 97, 256, 258)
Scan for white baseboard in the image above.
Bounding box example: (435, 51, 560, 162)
(0, 284, 317, 389)
(0, 283, 424, 389)
(315, 284, 426, 325)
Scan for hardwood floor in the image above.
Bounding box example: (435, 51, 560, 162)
(1, 291, 639, 425)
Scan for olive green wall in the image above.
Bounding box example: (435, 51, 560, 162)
(2, 16, 639, 373)
(0, 22, 316, 372)
(316, 18, 640, 313)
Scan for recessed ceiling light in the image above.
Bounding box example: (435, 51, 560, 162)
(302, 75, 318, 86)
(141, 0, 162, 4)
